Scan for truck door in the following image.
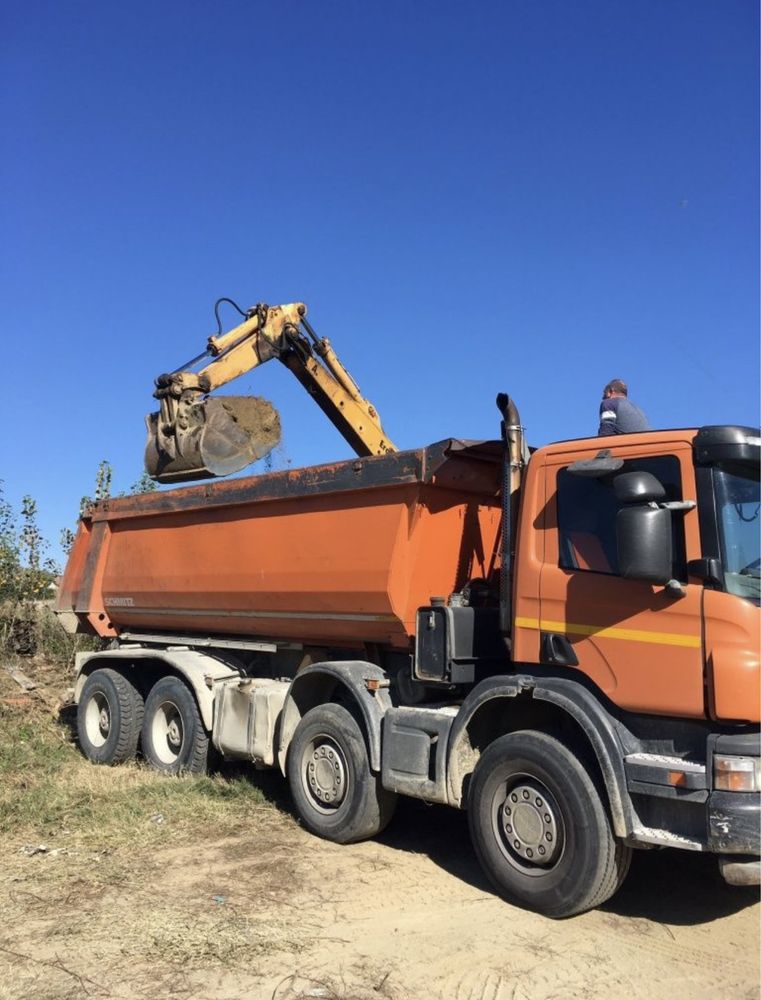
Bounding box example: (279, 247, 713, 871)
(536, 444, 706, 718)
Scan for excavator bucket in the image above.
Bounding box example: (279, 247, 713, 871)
(145, 396, 282, 485)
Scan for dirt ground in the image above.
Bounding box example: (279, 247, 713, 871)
(2, 780, 759, 1000)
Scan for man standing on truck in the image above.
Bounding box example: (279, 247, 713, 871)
(598, 379, 651, 435)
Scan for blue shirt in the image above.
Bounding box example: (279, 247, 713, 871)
(598, 396, 650, 436)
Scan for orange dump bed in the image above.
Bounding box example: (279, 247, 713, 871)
(57, 440, 503, 649)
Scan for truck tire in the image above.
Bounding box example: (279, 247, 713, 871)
(141, 676, 209, 775)
(468, 730, 632, 918)
(77, 668, 144, 765)
(287, 703, 397, 844)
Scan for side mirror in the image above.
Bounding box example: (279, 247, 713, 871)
(613, 471, 666, 504)
(616, 506, 673, 584)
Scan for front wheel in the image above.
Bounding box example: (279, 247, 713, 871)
(287, 703, 397, 844)
(468, 730, 632, 918)
(141, 676, 209, 775)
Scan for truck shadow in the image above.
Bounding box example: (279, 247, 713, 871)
(234, 774, 759, 925)
(373, 798, 759, 926)
(600, 846, 760, 923)
(59, 718, 758, 928)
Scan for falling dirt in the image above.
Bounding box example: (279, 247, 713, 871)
(218, 396, 282, 459)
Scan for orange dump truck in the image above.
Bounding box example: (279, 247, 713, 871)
(57, 405, 761, 917)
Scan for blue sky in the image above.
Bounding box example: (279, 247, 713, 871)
(2, 0, 759, 562)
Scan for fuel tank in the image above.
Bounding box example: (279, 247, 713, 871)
(57, 440, 503, 649)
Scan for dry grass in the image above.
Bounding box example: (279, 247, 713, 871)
(0, 659, 410, 1000)
(0, 663, 287, 961)
(133, 908, 301, 967)
(0, 657, 310, 998)
(0, 603, 100, 667)
(0, 663, 272, 854)
(270, 972, 403, 1000)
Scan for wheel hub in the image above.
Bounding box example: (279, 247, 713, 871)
(151, 701, 184, 765)
(99, 707, 110, 735)
(501, 782, 560, 864)
(307, 742, 346, 807)
(84, 692, 111, 748)
(166, 719, 182, 748)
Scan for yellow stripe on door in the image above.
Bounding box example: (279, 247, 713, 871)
(514, 616, 701, 649)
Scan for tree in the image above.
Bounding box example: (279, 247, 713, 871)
(61, 461, 158, 555)
(0, 483, 58, 655)
(130, 470, 159, 494)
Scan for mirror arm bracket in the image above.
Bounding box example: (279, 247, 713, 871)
(649, 500, 696, 513)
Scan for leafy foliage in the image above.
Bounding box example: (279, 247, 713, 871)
(61, 460, 158, 556)
(130, 469, 159, 495)
(0, 483, 58, 655)
(3, 459, 153, 659)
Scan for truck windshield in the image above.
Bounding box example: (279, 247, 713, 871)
(714, 464, 761, 603)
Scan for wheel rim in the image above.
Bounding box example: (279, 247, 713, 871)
(301, 733, 348, 814)
(491, 773, 565, 876)
(151, 700, 184, 765)
(84, 692, 111, 748)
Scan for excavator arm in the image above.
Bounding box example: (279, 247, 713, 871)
(145, 301, 396, 484)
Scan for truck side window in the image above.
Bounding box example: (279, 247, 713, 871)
(557, 456, 686, 579)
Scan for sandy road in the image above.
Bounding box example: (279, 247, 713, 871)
(3, 792, 758, 1000)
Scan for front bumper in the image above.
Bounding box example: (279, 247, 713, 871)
(708, 734, 761, 885)
(707, 790, 760, 855)
(718, 856, 761, 886)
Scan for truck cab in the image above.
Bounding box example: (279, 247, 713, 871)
(513, 425, 760, 726)
(387, 424, 760, 909)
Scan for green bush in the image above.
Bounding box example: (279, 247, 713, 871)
(2, 462, 156, 664)
(0, 485, 58, 656)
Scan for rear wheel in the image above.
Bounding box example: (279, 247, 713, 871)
(468, 730, 632, 917)
(77, 668, 144, 765)
(141, 677, 209, 775)
(287, 703, 396, 844)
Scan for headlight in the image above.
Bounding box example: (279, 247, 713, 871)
(714, 754, 761, 792)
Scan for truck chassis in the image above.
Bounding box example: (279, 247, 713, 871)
(72, 628, 760, 919)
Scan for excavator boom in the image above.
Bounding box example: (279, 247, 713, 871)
(145, 301, 396, 484)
